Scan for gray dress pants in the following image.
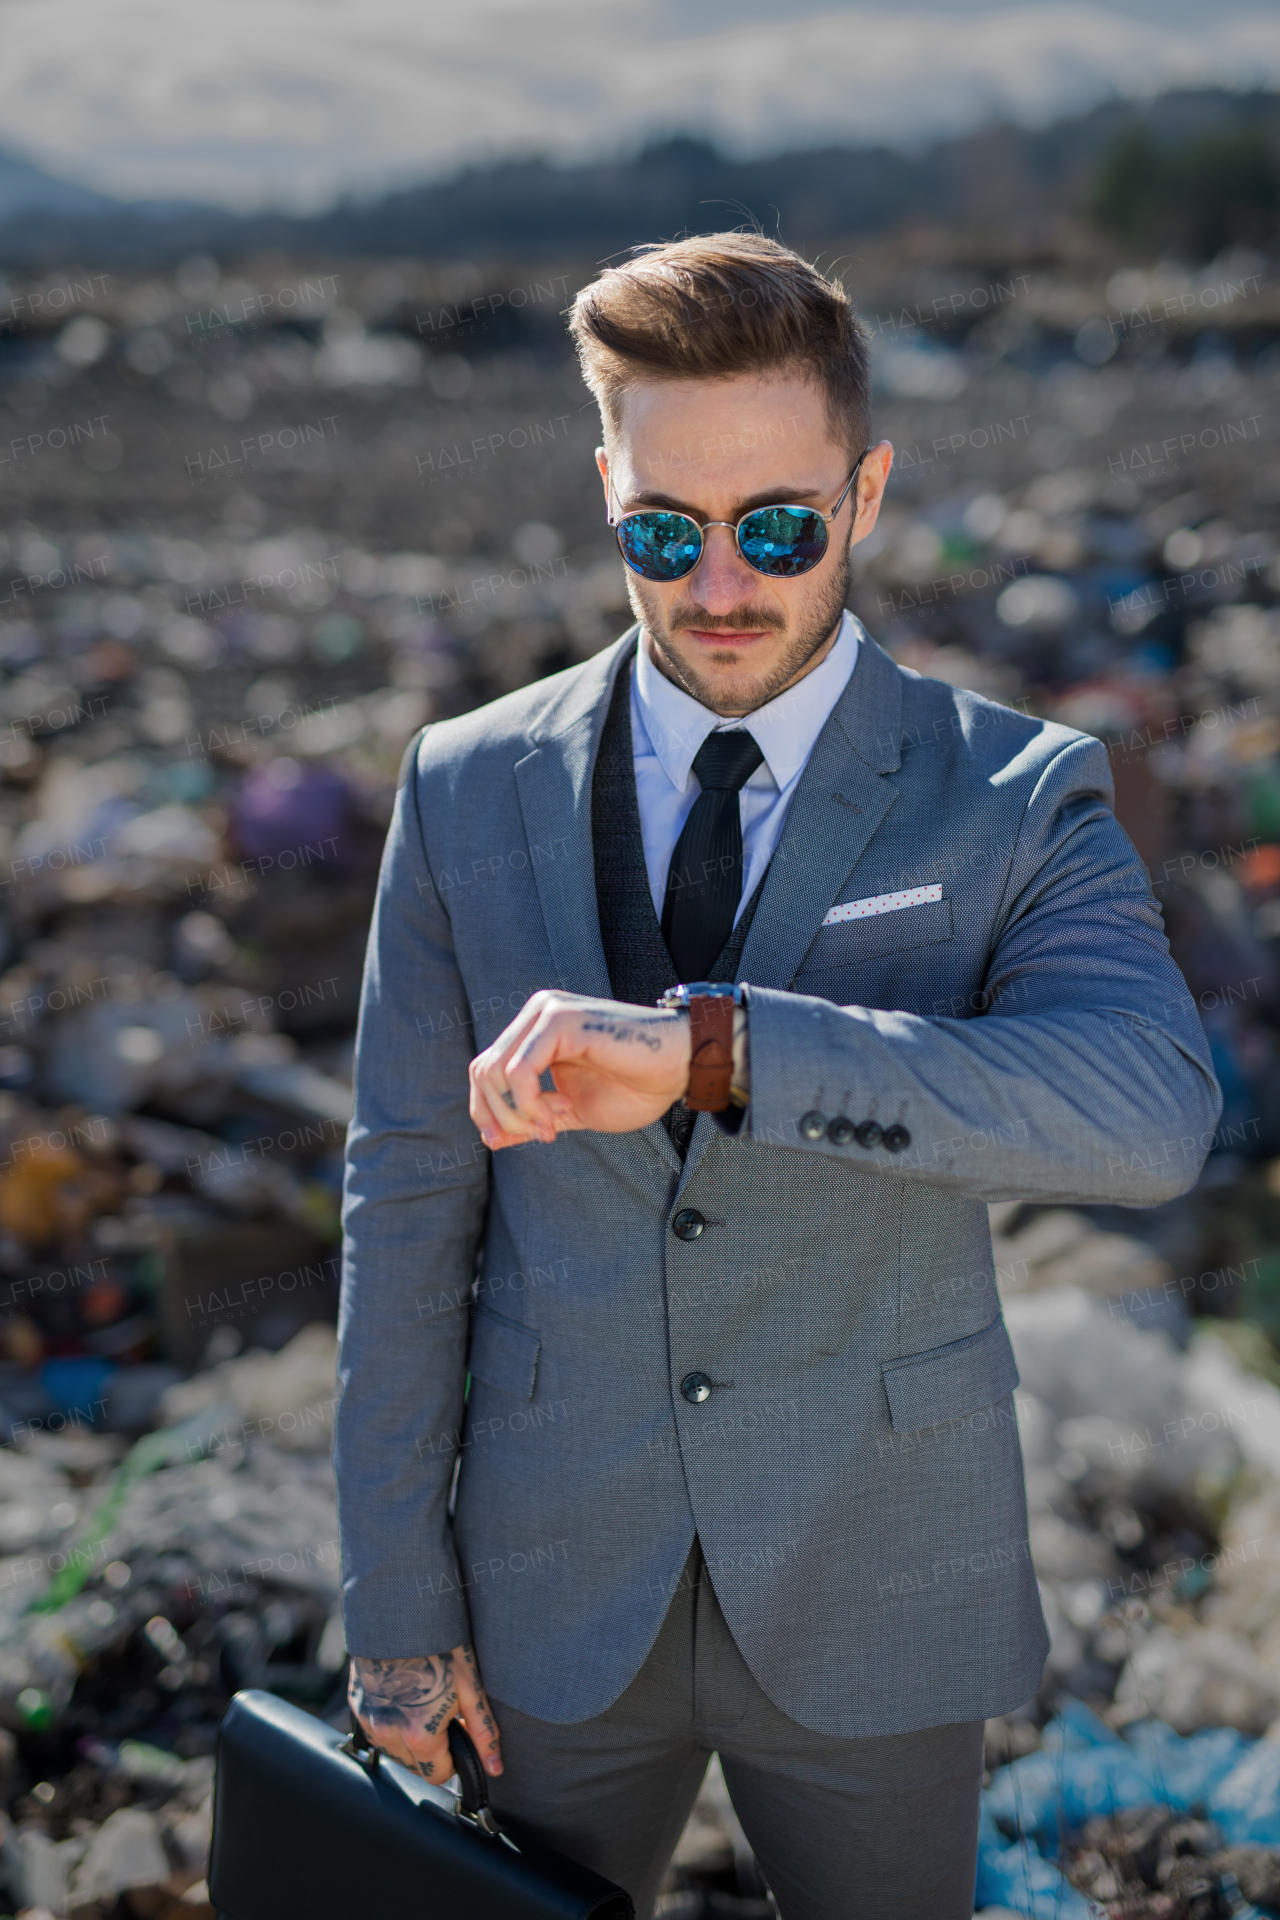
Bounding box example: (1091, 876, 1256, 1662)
(486, 1541, 984, 1919)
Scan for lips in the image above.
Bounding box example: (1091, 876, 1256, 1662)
(682, 627, 774, 644)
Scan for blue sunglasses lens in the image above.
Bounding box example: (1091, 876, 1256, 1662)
(737, 505, 828, 577)
(616, 513, 702, 581)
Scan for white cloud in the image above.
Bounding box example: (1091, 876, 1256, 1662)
(0, 0, 1274, 210)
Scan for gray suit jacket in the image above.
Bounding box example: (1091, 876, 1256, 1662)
(335, 624, 1221, 1738)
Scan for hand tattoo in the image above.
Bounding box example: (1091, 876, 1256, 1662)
(350, 1651, 458, 1741)
(458, 1643, 501, 1756)
(349, 1644, 501, 1782)
(580, 1020, 662, 1050)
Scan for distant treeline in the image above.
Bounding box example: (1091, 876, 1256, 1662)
(0, 85, 1276, 268)
(1091, 122, 1278, 259)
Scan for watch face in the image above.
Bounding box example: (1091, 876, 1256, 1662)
(658, 983, 744, 1008)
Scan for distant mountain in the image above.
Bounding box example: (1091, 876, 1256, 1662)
(0, 147, 122, 223)
(0, 86, 1276, 269)
(0, 145, 224, 265)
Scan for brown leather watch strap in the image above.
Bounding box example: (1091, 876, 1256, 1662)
(685, 995, 735, 1112)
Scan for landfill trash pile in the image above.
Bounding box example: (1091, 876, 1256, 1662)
(0, 237, 1272, 1913)
(0, 1329, 343, 1917)
(977, 1699, 1280, 1918)
(970, 1203, 1280, 1916)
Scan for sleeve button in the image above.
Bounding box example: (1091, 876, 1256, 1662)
(826, 1116, 856, 1145)
(853, 1120, 882, 1149)
(799, 1110, 827, 1140)
(882, 1124, 911, 1152)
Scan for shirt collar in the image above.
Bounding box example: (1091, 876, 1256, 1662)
(632, 610, 861, 793)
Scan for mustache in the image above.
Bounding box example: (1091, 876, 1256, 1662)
(667, 603, 787, 633)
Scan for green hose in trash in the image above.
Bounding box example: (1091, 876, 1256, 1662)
(29, 1402, 238, 1616)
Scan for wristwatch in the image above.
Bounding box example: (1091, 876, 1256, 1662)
(658, 982, 747, 1113)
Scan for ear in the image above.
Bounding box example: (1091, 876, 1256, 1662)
(849, 440, 894, 549)
(595, 446, 612, 520)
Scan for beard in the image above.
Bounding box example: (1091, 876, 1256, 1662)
(627, 543, 852, 714)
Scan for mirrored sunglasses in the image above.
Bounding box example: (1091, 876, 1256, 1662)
(610, 451, 868, 584)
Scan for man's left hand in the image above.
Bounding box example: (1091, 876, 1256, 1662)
(468, 991, 690, 1148)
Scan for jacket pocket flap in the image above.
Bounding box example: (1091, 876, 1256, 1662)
(797, 897, 953, 975)
(468, 1305, 540, 1401)
(881, 1315, 1018, 1434)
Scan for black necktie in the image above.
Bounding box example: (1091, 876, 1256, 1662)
(661, 729, 764, 981)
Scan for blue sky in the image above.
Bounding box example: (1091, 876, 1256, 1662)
(0, 0, 1275, 211)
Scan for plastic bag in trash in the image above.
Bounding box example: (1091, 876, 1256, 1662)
(65, 1804, 169, 1906)
(158, 1322, 337, 1453)
(985, 1741, 1158, 1849)
(10, 1822, 69, 1913)
(231, 758, 349, 863)
(1207, 1737, 1280, 1845)
(974, 1824, 1096, 1918)
(1122, 1718, 1249, 1808)
(1003, 1288, 1240, 1496)
(1039, 1699, 1118, 1751)
(1116, 1625, 1280, 1735)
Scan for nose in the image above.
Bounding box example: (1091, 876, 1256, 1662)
(686, 523, 761, 612)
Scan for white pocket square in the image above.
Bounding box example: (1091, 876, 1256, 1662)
(822, 885, 943, 926)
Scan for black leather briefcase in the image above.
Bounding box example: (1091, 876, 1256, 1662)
(209, 1689, 634, 1919)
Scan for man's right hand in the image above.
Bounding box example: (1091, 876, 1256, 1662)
(348, 1643, 503, 1781)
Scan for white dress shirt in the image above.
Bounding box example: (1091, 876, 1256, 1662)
(630, 610, 860, 926)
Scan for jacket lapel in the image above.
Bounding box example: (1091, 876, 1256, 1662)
(679, 633, 905, 1185)
(513, 632, 634, 1003)
(735, 634, 904, 994)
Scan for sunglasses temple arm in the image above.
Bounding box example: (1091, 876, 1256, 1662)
(830, 448, 872, 520)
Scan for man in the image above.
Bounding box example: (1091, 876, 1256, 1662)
(336, 233, 1220, 1918)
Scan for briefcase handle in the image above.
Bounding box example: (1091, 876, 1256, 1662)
(343, 1712, 514, 1845)
(447, 1720, 516, 1843)
(447, 1719, 489, 1816)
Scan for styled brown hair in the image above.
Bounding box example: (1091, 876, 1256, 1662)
(568, 232, 872, 456)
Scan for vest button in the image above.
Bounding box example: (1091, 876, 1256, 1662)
(681, 1372, 713, 1404)
(882, 1124, 911, 1152)
(672, 1209, 705, 1240)
(827, 1116, 856, 1146)
(853, 1120, 882, 1149)
(799, 1110, 827, 1140)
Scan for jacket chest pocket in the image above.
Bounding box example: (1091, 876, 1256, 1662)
(792, 896, 953, 996)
